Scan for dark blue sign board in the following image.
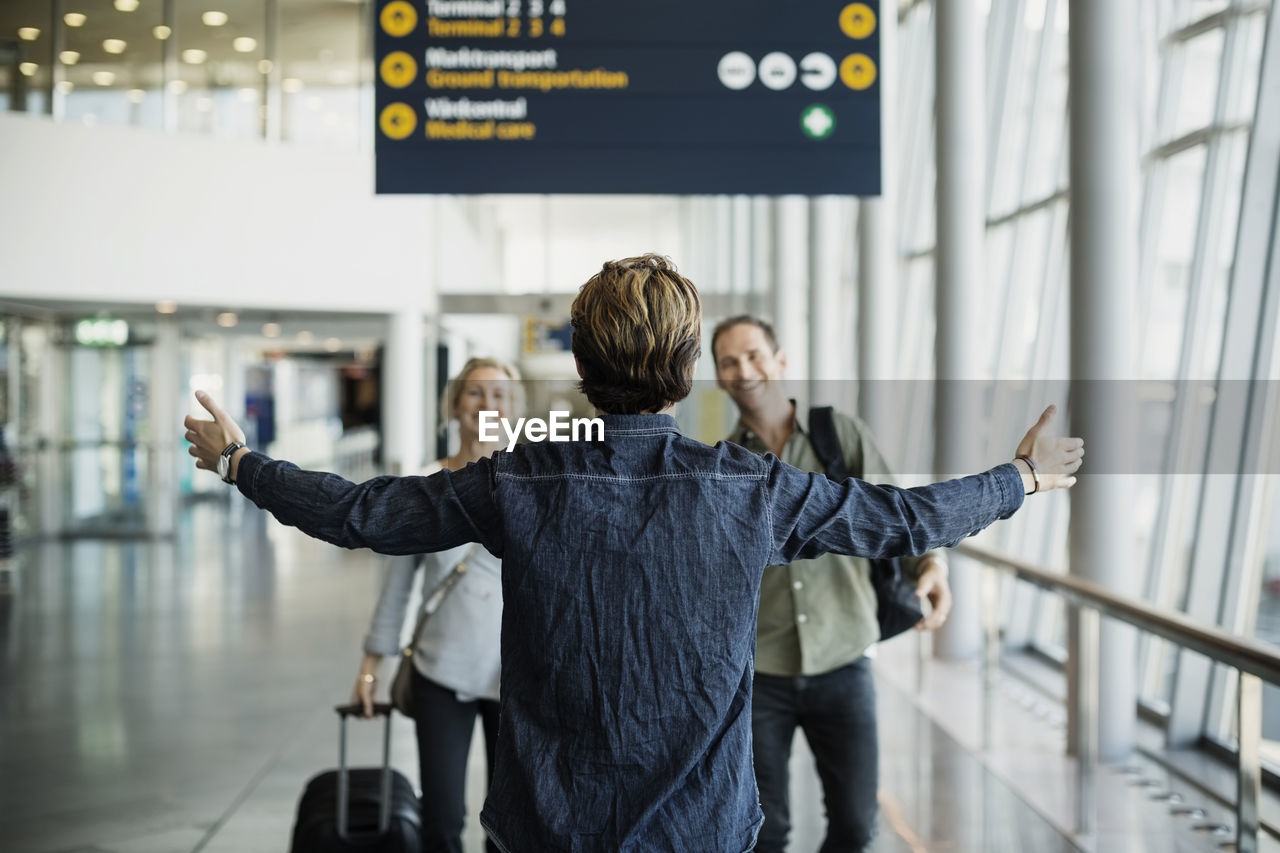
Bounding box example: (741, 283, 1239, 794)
(374, 1, 881, 195)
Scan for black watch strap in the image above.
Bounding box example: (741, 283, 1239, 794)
(220, 441, 247, 484)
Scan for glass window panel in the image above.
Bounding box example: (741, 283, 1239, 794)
(280, 0, 365, 151)
(1169, 30, 1224, 140)
(1023, 37, 1068, 201)
(57, 0, 166, 129)
(899, 258, 936, 382)
(1141, 144, 1207, 379)
(988, 12, 1035, 217)
(1197, 130, 1248, 378)
(1228, 12, 1268, 128)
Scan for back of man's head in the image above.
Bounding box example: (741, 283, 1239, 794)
(570, 254, 702, 414)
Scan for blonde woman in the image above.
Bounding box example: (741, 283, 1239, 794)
(352, 357, 520, 853)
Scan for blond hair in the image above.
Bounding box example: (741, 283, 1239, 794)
(441, 356, 523, 429)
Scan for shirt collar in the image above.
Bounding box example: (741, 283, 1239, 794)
(730, 400, 807, 445)
(597, 412, 682, 435)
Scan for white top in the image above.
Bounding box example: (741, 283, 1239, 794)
(362, 460, 503, 702)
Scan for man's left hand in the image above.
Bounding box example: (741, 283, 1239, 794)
(913, 559, 952, 631)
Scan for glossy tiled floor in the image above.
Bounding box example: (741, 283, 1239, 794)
(0, 501, 1271, 852)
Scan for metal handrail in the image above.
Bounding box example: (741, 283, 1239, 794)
(955, 541, 1277, 853)
(958, 543, 1280, 684)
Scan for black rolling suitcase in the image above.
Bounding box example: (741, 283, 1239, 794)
(289, 703, 422, 852)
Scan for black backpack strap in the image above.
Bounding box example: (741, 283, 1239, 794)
(808, 406, 850, 483)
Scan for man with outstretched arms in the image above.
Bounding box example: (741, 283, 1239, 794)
(186, 254, 1083, 853)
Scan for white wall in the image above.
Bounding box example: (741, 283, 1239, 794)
(0, 113, 495, 313)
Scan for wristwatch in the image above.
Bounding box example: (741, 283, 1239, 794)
(218, 441, 247, 484)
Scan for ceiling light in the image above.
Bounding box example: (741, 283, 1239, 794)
(281, 77, 303, 93)
(232, 36, 257, 53)
(236, 87, 257, 102)
(168, 79, 188, 93)
(152, 25, 171, 39)
(182, 48, 207, 64)
(17, 27, 40, 41)
(59, 50, 80, 65)
(155, 300, 178, 314)
(324, 338, 343, 352)
(56, 80, 74, 94)
(114, 0, 140, 10)
(18, 62, 37, 76)
(103, 38, 126, 54)
(92, 71, 116, 86)
(64, 13, 87, 27)
(202, 11, 229, 26)
(216, 312, 238, 328)
(257, 59, 272, 74)
(295, 331, 314, 345)
(127, 88, 145, 103)
(261, 322, 281, 338)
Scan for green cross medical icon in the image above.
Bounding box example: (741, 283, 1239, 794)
(801, 104, 835, 139)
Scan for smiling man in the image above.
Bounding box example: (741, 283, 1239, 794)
(713, 314, 950, 852)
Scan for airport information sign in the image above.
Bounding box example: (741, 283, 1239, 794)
(374, 0, 882, 195)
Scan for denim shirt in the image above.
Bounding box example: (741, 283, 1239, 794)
(235, 413, 1024, 852)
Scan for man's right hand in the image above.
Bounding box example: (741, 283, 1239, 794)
(183, 390, 249, 479)
(1014, 405, 1084, 493)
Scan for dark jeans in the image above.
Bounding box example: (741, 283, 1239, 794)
(752, 658, 878, 853)
(411, 668, 501, 853)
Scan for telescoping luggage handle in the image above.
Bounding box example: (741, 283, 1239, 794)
(333, 703, 394, 840)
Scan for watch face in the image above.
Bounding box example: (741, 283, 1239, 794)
(217, 454, 230, 481)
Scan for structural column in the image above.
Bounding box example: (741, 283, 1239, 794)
(809, 196, 848, 397)
(147, 317, 180, 537)
(857, 0, 899, 439)
(383, 309, 426, 476)
(933, 0, 985, 660)
(774, 196, 811, 405)
(1068, 0, 1139, 761)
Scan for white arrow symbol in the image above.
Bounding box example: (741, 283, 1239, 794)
(800, 52, 837, 91)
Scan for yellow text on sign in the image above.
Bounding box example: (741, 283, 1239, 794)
(380, 52, 417, 88)
(840, 53, 877, 90)
(381, 1, 418, 37)
(425, 120, 537, 140)
(380, 102, 417, 139)
(839, 3, 877, 39)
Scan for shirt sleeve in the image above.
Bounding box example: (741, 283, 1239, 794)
(234, 451, 502, 557)
(840, 414, 947, 579)
(766, 457, 1024, 566)
(363, 554, 421, 657)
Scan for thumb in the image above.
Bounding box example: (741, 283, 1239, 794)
(1028, 404, 1057, 438)
(194, 390, 229, 425)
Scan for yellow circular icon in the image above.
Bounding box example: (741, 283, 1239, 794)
(379, 102, 417, 140)
(380, 51, 417, 88)
(839, 3, 877, 39)
(840, 53, 878, 90)
(380, 1, 417, 37)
